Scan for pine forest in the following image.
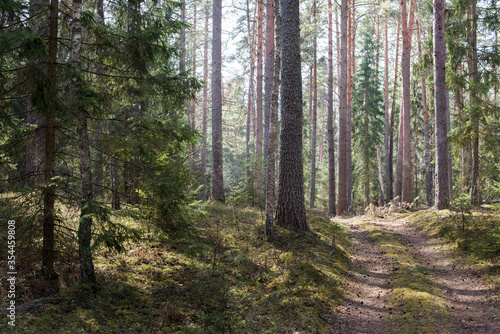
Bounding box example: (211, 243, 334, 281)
(1, 0, 499, 332)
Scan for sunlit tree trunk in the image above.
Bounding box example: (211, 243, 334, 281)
(468, 0, 481, 205)
(310, 0, 318, 208)
(200, 2, 209, 200)
(337, 0, 348, 215)
(211, 0, 224, 202)
(346, 0, 355, 210)
(276, 0, 307, 232)
(388, 21, 400, 202)
(434, 0, 450, 209)
(264, 0, 277, 240)
(384, 12, 390, 203)
(255, 0, 264, 194)
(327, 0, 336, 217)
(400, 0, 415, 204)
(246, 0, 256, 185)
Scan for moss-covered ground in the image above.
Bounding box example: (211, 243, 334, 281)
(0, 203, 350, 333)
(400, 205, 500, 283)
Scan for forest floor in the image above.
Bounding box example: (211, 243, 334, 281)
(332, 208, 500, 333)
(1, 202, 500, 333)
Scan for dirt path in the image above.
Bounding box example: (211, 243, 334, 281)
(332, 215, 500, 334)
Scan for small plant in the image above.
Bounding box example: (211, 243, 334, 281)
(452, 193, 473, 232)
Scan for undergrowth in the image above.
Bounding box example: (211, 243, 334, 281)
(0, 202, 350, 333)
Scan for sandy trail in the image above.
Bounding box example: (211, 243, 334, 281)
(332, 215, 500, 333)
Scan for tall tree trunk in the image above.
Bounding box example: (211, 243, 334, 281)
(200, 2, 209, 200)
(337, 0, 348, 215)
(346, 0, 355, 210)
(400, 0, 415, 204)
(434, 0, 450, 209)
(42, 0, 59, 280)
(264, 0, 277, 240)
(395, 97, 404, 201)
(276, 0, 307, 232)
(388, 20, 400, 202)
(246, 0, 256, 185)
(417, 20, 433, 206)
(71, 0, 96, 284)
(468, 0, 481, 205)
(384, 12, 390, 203)
(211, 0, 224, 202)
(327, 0, 336, 217)
(310, 0, 317, 208)
(190, 2, 197, 172)
(255, 0, 264, 195)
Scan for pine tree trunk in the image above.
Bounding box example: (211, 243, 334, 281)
(337, 0, 348, 215)
(190, 3, 197, 173)
(400, 0, 415, 204)
(255, 0, 264, 195)
(384, 12, 390, 203)
(211, 0, 225, 202)
(276, 0, 307, 232)
(346, 0, 355, 210)
(468, 0, 481, 206)
(434, 0, 450, 209)
(42, 0, 59, 280)
(264, 0, 277, 240)
(388, 21, 400, 202)
(200, 3, 209, 200)
(310, 0, 317, 209)
(327, 0, 336, 217)
(246, 0, 256, 186)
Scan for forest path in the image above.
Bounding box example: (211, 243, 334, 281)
(332, 215, 500, 333)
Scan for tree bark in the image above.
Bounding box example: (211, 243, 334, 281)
(337, 0, 348, 215)
(388, 20, 400, 202)
(255, 0, 264, 195)
(200, 2, 209, 200)
(384, 12, 390, 203)
(211, 0, 225, 202)
(276, 0, 307, 232)
(346, 0, 355, 210)
(400, 0, 415, 204)
(468, 0, 481, 205)
(310, 0, 317, 209)
(246, 0, 256, 186)
(327, 0, 336, 217)
(264, 0, 278, 240)
(434, 0, 450, 209)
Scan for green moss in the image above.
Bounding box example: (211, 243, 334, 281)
(1, 204, 350, 333)
(364, 223, 449, 334)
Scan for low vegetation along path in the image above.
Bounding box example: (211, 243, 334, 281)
(332, 215, 499, 334)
